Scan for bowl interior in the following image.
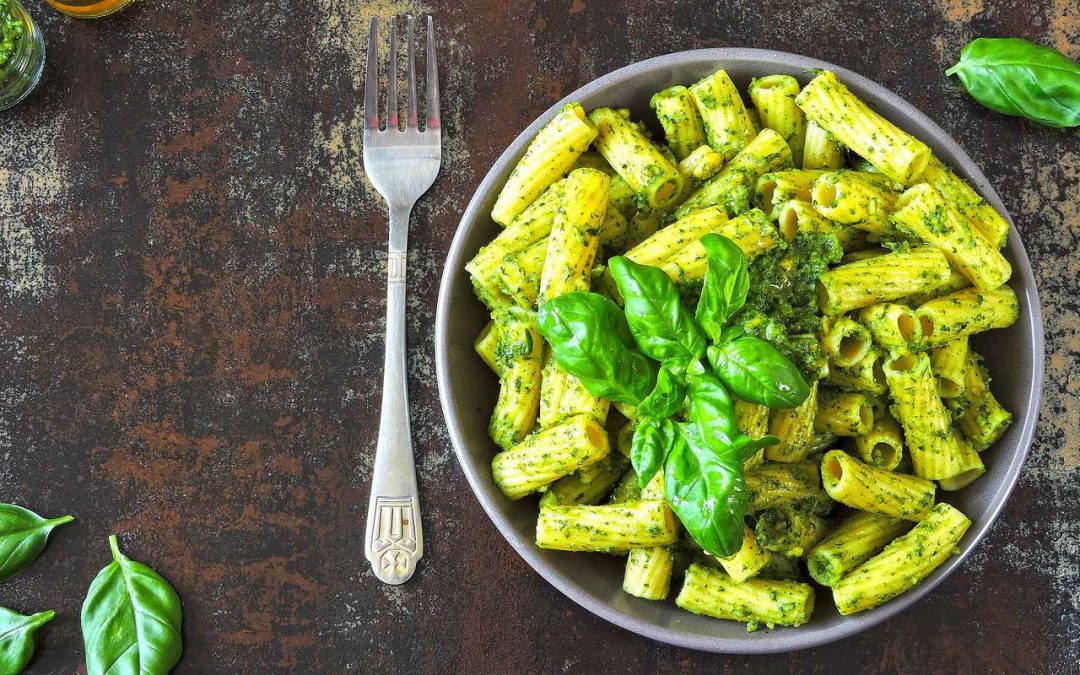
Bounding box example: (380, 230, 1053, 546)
(435, 49, 1043, 653)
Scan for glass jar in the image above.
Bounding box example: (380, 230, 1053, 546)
(0, 0, 44, 111)
(45, 0, 136, 19)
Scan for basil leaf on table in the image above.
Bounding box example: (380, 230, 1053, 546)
(0, 504, 74, 583)
(0, 607, 53, 675)
(608, 256, 707, 370)
(708, 336, 810, 409)
(82, 536, 183, 675)
(665, 422, 748, 558)
(946, 37, 1080, 128)
(537, 291, 657, 405)
(630, 417, 679, 488)
(685, 369, 742, 449)
(636, 364, 686, 419)
(696, 234, 750, 342)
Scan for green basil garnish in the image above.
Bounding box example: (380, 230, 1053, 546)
(685, 369, 742, 448)
(947, 37, 1080, 128)
(82, 536, 183, 675)
(708, 336, 810, 408)
(608, 256, 707, 370)
(0, 607, 53, 675)
(0, 504, 74, 583)
(636, 364, 686, 419)
(537, 291, 657, 405)
(630, 417, 678, 488)
(696, 233, 750, 342)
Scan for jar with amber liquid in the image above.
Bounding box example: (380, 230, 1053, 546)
(46, 0, 135, 18)
(0, 0, 44, 111)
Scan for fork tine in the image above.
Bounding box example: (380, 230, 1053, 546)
(387, 17, 399, 130)
(406, 15, 419, 128)
(364, 18, 379, 130)
(425, 16, 440, 131)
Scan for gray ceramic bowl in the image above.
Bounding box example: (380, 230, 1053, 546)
(435, 49, 1044, 653)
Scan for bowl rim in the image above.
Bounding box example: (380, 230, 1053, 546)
(435, 47, 1045, 654)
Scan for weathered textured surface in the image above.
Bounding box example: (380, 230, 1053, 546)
(0, 0, 1076, 672)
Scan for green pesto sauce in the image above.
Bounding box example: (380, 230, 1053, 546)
(0, 0, 24, 69)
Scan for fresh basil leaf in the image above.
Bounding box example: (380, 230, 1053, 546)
(636, 365, 687, 419)
(537, 291, 657, 405)
(708, 336, 810, 409)
(608, 256, 707, 369)
(730, 433, 781, 463)
(947, 38, 1080, 128)
(696, 234, 750, 341)
(631, 417, 678, 488)
(665, 422, 748, 558)
(685, 369, 741, 449)
(0, 504, 74, 583)
(0, 607, 53, 675)
(82, 536, 183, 675)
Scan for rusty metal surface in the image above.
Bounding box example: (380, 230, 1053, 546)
(0, 0, 1076, 672)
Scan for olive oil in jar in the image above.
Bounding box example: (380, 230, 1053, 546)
(45, 0, 135, 18)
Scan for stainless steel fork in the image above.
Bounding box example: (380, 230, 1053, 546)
(362, 14, 441, 585)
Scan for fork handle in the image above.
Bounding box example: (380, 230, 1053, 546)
(365, 206, 423, 585)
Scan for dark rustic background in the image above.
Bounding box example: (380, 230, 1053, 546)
(1, 0, 1077, 672)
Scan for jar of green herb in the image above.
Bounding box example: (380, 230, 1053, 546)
(0, 0, 44, 111)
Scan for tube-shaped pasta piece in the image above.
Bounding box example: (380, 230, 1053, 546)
(678, 144, 726, 183)
(826, 348, 888, 395)
(915, 286, 1019, 348)
(539, 354, 610, 428)
(930, 337, 969, 399)
(832, 503, 971, 615)
(716, 526, 771, 582)
(589, 107, 685, 210)
(754, 506, 829, 556)
(917, 155, 1009, 248)
(497, 237, 547, 308)
(814, 389, 874, 437)
(689, 69, 758, 160)
(777, 199, 866, 251)
(488, 310, 544, 450)
(858, 302, 923, 352)
(540, 452, 628, 507)
(821, 316, 873, 368)
(853, 412, 904, 470)
(651, 85, 708, 161)
(757, 170, 827, 218)
(658, 208, 778, 285)
(675, 128, 794, 219)
(950, 353, 1013, 450)
(493, 414, 609, 499)
(538, 168, 609, 304)
(806, 512, 913, 586)
(574, 152, 640, 220)
(474, 321, 502, 376)
(625, 205, 729, 268)
(883, 351, 969, 480)
(536, 500, 678, 551)
(821, 450, 936, 521)
(735, 398, 770, 440)
(801, 119, 846, 170)
(891, 184, 1012, 291)
(766, 382, 819, 462)
(676, 564, 815, 629)
(749, 75, 806, 166)
(795, 71, 931, 185)
(624, 473, 676, 599)
(811, 171, 900, 234)
(817, 247, 952, 314)
(745, 461, 821, 511)
(903, 264, 971, 307)
(491, 103, 597, 226)
(938, 431, 985, 491)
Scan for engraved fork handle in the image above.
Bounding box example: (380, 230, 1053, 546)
(365, 204, 423, 585)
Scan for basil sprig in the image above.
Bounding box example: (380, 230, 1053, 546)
(0, 504, 74, 583)
(537, 234, 810, 557)
(947, 37, 1080, 128)
(82, 536, 183, 675)
(0, 607, 54, 675)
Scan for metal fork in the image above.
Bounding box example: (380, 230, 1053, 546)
(362, 14, 440, 585)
